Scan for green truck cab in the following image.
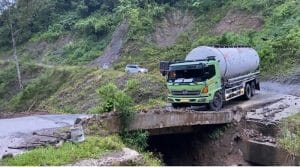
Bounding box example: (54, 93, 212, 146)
(166, 59, 223, 110)
(160, 45, 260, 111)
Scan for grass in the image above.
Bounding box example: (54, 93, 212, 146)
(140, 152, 163, 166)
(278, 111, 300, 155)
(0, 61, 167, 114)
(0, 133, 163, 166)
(1, 136, 124, 166)
(134, 98, 166, 111)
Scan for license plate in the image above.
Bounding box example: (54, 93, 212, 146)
(181, 99, 189, 102)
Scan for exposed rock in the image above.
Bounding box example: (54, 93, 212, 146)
(71, 148, 142, 166)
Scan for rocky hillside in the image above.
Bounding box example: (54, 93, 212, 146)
(0, 0, 299, 113)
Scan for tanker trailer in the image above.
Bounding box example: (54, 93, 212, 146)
(160, 45, 260, 111)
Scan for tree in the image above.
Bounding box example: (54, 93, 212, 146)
(0, 0, 23, 89)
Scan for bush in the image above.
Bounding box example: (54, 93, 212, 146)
(95, 83, 133, 113)
(120, 130, 149, 151)
(75, 14, 113, 36)
(94, 82, 134, 130)
(56, 38, 108, 65)
(31, 24, 64, 42)
(278, 112, 300, 155)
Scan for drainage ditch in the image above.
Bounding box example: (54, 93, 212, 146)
(147, 121, 299, 166)
(147, 125, 249, 166)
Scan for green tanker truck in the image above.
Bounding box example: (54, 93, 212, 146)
(160, 45, 260, 111)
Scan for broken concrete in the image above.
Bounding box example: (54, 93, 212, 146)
(241, 140, 300, 165)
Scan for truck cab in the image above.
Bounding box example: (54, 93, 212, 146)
(166, 59, 223, 110)
(161, 45, 260, 111)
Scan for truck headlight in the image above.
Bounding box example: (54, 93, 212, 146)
(201, 86, 209, 93)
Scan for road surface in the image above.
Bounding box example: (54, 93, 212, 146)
(0, 114, 90, 158)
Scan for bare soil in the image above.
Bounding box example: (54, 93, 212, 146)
(152, 10, 194, 47)
(25, 35, 73, 63)
(148, 124, 249, 166)
(90, 20, 129, 68)
(213, 10, 263, 34)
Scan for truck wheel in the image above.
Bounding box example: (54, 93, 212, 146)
(243, 83, 252, 100)
(251, 82, 256, 96)
(209, 92, 223, 111)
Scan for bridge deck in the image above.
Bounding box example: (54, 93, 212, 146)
(86, 109, 234, 135)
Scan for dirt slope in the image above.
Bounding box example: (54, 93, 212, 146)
(90, 20, 129, 68)
(152, 10, 194, 47)
(213, 10, 263, 34)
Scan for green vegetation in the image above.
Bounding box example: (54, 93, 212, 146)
(1, 136, 124, 166)
(1, 0, 299, 73)
(121, 130, 149, 151)
(0, 62, 45, 111)
(278, 111, 300, 155)
(93, 83, 133, 114)
(1, 0, 299, 164)
(8, 68, 69, 112)
(93, 82, 135, 130)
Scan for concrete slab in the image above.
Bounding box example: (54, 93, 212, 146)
(241, 140, 300, 165)
(97, 110, 233, 134)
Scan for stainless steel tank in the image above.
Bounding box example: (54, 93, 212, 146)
(185, 46, 260, 80)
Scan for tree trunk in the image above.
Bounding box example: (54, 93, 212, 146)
(7, 1, 23, 89)
(9, 23, 23, 89)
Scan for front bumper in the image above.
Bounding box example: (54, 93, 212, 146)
(167, 95, 211, 104)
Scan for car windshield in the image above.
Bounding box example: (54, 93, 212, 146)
(167, 64, 215, 83)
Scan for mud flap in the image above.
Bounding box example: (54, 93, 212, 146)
(255, 82, 260, 90)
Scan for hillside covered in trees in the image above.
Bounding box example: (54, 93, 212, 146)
(0, 0, 299, 113)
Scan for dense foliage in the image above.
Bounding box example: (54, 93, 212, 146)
(0, 0, 298, 112)
(0, 0, 299, 73)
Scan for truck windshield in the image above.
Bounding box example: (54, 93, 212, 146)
(168, 65, 215, 83)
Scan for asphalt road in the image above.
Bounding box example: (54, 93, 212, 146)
(0, 114, 90, 158)
(0, 114, 89, 137)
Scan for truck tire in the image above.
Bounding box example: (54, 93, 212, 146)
(209, 92, 223, 111)
(243, 83, 252, 100)
(251, 81, 256, 96)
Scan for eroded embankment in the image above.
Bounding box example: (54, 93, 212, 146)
(148, 124, 248, 166)
(146, 93, 300, 165)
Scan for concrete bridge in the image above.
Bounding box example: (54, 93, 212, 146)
(84, 109, 234, 135)
(83, 91, 287, 136)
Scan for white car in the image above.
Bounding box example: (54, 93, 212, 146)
(125, 64, 148, 74)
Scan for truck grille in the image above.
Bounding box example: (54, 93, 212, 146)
(172, 90, 200, 96)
